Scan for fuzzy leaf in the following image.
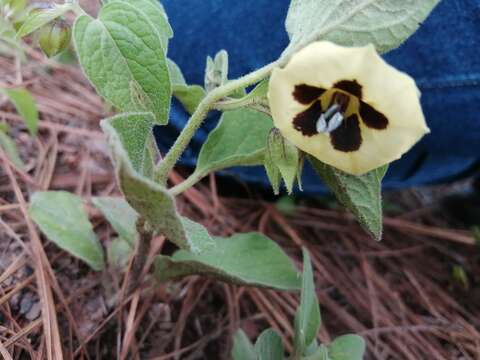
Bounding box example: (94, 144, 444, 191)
(101, 113, 196, 250)
(194, 109, 273, 178)
(107, 237, 133, 269)
(303, 345, 330, 360)
(101, 113, 212, 252)
(16, 3, 72, 38)
(109, 0, 172, 51)
(167, 59, 206, 114)
(73, 2, 171, 124)
(232, 330, 256, 360)
(154, 232, 301, 291)
(294, 249, 321, 355)
(285, 0, 440, 54)
(309, 157, 387, 240)
(327, 335, 366, 360)
(29, 191, 105, 271)
(92, 196, 138, 245)
(0, 130, 24, 168)
(1, 88, 38, 136)
(255, 329, 284, 360)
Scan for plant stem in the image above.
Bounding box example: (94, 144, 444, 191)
(169, 171, 204, 195)
(154, 60, 279, 184)
(128, 217, 151, 293)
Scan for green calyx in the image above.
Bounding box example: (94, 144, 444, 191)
(39, 19, 71, 58)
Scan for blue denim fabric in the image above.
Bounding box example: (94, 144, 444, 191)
(156, 0, 480, 193)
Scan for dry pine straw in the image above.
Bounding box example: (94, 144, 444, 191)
(0, 45, 480, 360)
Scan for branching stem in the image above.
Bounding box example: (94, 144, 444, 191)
(154, 60, 279, 184)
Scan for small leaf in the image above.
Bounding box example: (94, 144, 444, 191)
(254, 329, 284, 360)
(172, 85, 205, 114)
(92, 196, 138, 246)
(294, 248, 321, 355)
(29, 191, 105, 271)
(0, 129, 24, 168)
(232, 329, 256, 360)
(303, 345, 330, 360)
(309, 157, 387, 240)
(205, 49, 228, 92)
(327, 335, 366, 360)
(107, 237, 133, 269)
(108, 0, 172, 51)
(194, 109, 273, 178)
(285, 0, 440, 54)
(101, 113, 195, 251)
(0, 88, 38, 136)
(167, 58, 206, 114)
(16, 3, 73, 38)
(181, 217, 215, 253)
(154, 232, 301, 291)
(73, 2, 171, 124)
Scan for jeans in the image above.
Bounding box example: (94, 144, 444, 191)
(156, 0, 480, 193)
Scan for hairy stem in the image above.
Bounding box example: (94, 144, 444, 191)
(128, 217, 152, 293)
(154, 60, 279, 184)
(169, 171, 204, 195)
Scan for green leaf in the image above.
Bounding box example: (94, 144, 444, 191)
(172, 85, 205, 114)
(154, 232, 301, 290)
(101, 113, 196, 251)
(303, 345, 330, 360)
(167, 58, 206, 114)
(285, 0, 440, 54)
(92, 196, 138, 246)
(254, 329, 284, 360)
(0, 88, 38, 136)
(29, 191, 105, 271)
(73, 2, 171, 124)
(16, 3, 73, 38)
(327, 335, 366, 360)
(0, 129, 24, 168)
(294, 249, 321, 355)
(309, 157, 387, 240)
(107, 237, 133, 269)
(109, 0, 172, 51)
(205, 49, 228, 92)
(232, 329, 256, 360)
(194, 109, 273, 178)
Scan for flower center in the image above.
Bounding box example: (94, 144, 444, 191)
(316, 91, 350, 134)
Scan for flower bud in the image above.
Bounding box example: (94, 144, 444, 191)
(38, 19, 71, 58)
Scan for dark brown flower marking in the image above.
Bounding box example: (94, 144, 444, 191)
(359, 101, 388, 129)
(292, 100, 323, 136)
(293, 84, 326, 104)
(333, 80, 363, 99)
(291, 79, 387, 152)
(330, 114, 362, 152)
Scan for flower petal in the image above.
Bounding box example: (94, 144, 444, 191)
(268, 41, 430, 175)
(292, 100, 323, 136)
(330, 114, 362, 152)
(359, 101, 388, 129)
(292, 84, 326, 104)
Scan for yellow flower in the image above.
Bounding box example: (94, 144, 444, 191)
(268, 41, 429, 176)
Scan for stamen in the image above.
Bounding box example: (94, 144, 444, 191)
(327, 112, 344, 132)
(316, 104, 345, 134)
